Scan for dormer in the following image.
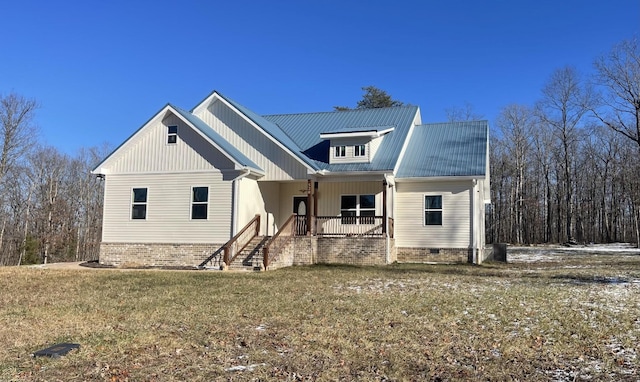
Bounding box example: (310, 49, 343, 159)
(320, 126, 394, 164)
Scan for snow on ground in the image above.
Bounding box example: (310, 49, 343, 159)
(506, 243, 640, 263)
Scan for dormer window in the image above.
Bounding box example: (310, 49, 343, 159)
(321, 126, 395, 165)
(167, 125, 178, 144)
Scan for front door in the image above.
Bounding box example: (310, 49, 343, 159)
(293, 196, 307, 235)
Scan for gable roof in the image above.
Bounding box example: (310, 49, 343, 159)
(264, 106, 420, 172)
(396, 120, 488, 178)
(169, 105, 263, 173)
(92, 104, 263, 175)
(212, 92, 321, 171)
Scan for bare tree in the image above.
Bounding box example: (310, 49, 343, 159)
(445, 102, 484, 122)
(536, 67, 593, 243)
(593, 38, 640, 149)
(496, 104, 534, 243)
(0, 93, 38, 184)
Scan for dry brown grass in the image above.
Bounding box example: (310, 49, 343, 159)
(1, 251, 639, 381)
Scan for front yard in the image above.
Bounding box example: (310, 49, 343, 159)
(1, 245, 639, 381)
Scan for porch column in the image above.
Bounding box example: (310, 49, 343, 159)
(313, 181, 318, 235)
(306, 179, 312, 235)
(382, 179, 388, 235)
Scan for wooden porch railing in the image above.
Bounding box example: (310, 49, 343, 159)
(223, 214, 261, 267)
(263, 214, 297, 270)
(315, 216, 385, 236)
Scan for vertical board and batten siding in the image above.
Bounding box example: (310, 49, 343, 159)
(108, 114, 234, 174)
(395, 181, 472, 248)
(278, 182, 309, 227)
(102, 172, 233, 244)
(195, 101, 309, 181)
(275, 180, 384, 233)
(316, 181, 383, 216)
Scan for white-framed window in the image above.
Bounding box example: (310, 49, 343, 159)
(167, 125, 178, 144)
(191, 186, 208, 219)
(341, 194, 375, 224)
(334, 145, 346, 157)
(354, 144, 366, 157)
(131, 188, 147, 220)
(424, 195, 443, 225)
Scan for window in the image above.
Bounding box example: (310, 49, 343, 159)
(334, 145, 346, 157)
(341, 194, 375, 224)
(424, 195, 443, 225)
(167, 125, 178, 144)
(191, 186, 208, 219)
(354, 144, 366, 157)
(131, 188, 147, 220)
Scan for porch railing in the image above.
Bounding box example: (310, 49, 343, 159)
(223, 214, 261, 267)
(315, 216, 385, 236)
(263, 214, 297, 269)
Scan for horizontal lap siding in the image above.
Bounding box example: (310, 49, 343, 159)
(395, 181, 471, 248)
(102, 172, 232, 243)
(317, 181, 383, 216)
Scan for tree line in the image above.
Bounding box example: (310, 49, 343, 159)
(487, 38, 640, 247)
(0, 37, 637, 266)
(0, 93, 109, 265)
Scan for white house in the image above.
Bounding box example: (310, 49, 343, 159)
(92, 91, 490, 269)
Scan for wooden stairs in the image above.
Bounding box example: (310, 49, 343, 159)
(228, 235, 270, 271)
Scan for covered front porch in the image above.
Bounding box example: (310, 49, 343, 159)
(210, 177, 396, 270)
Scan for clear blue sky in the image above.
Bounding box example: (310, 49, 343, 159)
(1, 0, 638, 154)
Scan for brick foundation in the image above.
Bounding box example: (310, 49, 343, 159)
(99, 242, 222, 267)
(396, 247, 472, 263)
(316, 237, 389, 266)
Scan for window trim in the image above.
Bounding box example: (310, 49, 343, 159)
(424, 195, 443, 226)
(191, 186, 209, 220)
(354, 144, 366, 157)
(334, 145, 346, 158)
(167, 125, 178, 144)
(131, 187, 148, 220)
(340, 194, 376, 224)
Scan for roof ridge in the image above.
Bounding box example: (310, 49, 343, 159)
(263, 105, 418, 118)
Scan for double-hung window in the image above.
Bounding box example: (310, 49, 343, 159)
(131, 188, 147, 220)
(167, 125, 178, 144)
(354, 144, 366, 157)
(424, 195, 443, 225)
(334, 146, 346, 158)
(191, 186, 208, 219)
(341, 194, 375, 224)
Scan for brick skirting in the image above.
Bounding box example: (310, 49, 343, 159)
(99, 242, 222, 267)
(396, 247, 472, 263)
(315, 237, 390, 266)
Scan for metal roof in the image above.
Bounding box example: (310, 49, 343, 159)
(170, 105, 263, 173)
(216, 92, 320, 171)
(263, 106, 419, 172)
(396, 121, 488, 178)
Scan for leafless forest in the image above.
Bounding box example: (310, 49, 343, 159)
(488, 38, 640, 247)
(0, 93, 109, 265)
(0, 38, 638, 266)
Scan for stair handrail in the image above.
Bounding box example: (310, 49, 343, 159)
(263, 214, 296, 270)
(223, 214, 261, 267)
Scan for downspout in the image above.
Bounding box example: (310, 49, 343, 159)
(471, 179, 477, 264)
(231, 168, 251, 236)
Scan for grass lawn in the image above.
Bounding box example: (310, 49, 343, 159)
(1, 252, 639, 381)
